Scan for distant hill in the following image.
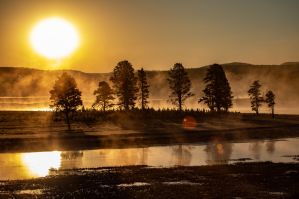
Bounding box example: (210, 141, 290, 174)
(0, 62, 299, 112)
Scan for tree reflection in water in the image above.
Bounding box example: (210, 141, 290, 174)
(60, 151, 83, 169)
(250, 142, 262, 160)
(205, 138, 232, 165)
(61, 151, 83, 160)
(141, 148, 149, 165)
(171, 145, 192, 166)
(266, 141, 276, 154)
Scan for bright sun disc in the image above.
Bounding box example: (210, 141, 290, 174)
(30, 17, 79, 59)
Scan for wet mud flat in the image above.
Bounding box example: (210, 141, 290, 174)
(0, 162, 298, 199)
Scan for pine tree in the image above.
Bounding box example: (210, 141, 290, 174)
(137, 68, 150, 110)
(93, 81, 114, 112)
(248, 80, 263, 115)
(50, 73, 83, 130)
(265, 90, 275, 118)
(110, 60, 138, 110)
(199, 64, 233, 112)
(168, 63, 194, 111)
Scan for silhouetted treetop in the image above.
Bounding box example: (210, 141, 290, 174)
(93, 81, 114, 112)
(199, 64, 233, 112)
(110, 60, 138, 110)
(49, 72, 82, 130)
(248, 80, 263, 115)
(265, 90, 276, 118)
(168, 63, 194, 111)
(137, 68, 150, 110)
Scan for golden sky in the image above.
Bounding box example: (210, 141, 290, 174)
(0, 0, 299, 72)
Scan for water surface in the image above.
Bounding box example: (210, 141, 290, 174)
(0, 138, 298, 180)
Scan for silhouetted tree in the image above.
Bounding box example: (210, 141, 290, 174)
(199, 64, 233, 112)
(50, 73, 83, 130)
(167, 63, 194, 111)
(110, 60, 138, 110)
(93, 81, 114, 112)
(137, 68, 150, 110)
(248, 80, 263, 115)
(265, 90, 275, 118)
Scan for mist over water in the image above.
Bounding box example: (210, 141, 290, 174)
(0, 97, 297, 114)
(0, 62, 298, 114)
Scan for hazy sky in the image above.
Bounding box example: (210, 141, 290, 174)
(0, 0, 298, 72)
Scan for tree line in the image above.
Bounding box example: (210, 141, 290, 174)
(49, 60, 276, 129)
(248, 80, 276, 118)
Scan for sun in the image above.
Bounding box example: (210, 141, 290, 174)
(30, 17, 80, 59)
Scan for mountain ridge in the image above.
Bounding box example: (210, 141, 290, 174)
(1, 61, 299, 74)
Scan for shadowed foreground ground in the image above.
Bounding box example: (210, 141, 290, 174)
(0, 162, 298, 198)
(0, 112, 299, 198)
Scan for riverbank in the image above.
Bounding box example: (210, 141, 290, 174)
(0, 111, 299, 152)
(0, 162, 298, 198)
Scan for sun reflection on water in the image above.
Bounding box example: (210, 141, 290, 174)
(0, 138, 297, 180)
(21, 151, 61, 177)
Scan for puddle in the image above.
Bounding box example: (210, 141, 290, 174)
(162, 181, 202, 185)
(117, 182, 150, 187)
(117, 181, 202, 187)
(268, 192, 285, 196)
(0, 137, 298, 180)
(285, 170, 298, 174)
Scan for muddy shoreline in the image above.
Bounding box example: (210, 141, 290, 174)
(1, 112, 299, 198)
(1, 124, 299, 153)
(0, 162, 298, 198)
(1, 111, 299, 152)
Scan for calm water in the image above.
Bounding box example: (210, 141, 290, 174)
(0, 138, 298, 180)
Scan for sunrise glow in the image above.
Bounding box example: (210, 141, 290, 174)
(30, 17, 79, 59)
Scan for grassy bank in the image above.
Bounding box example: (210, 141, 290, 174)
(0, 111, 299, 152)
